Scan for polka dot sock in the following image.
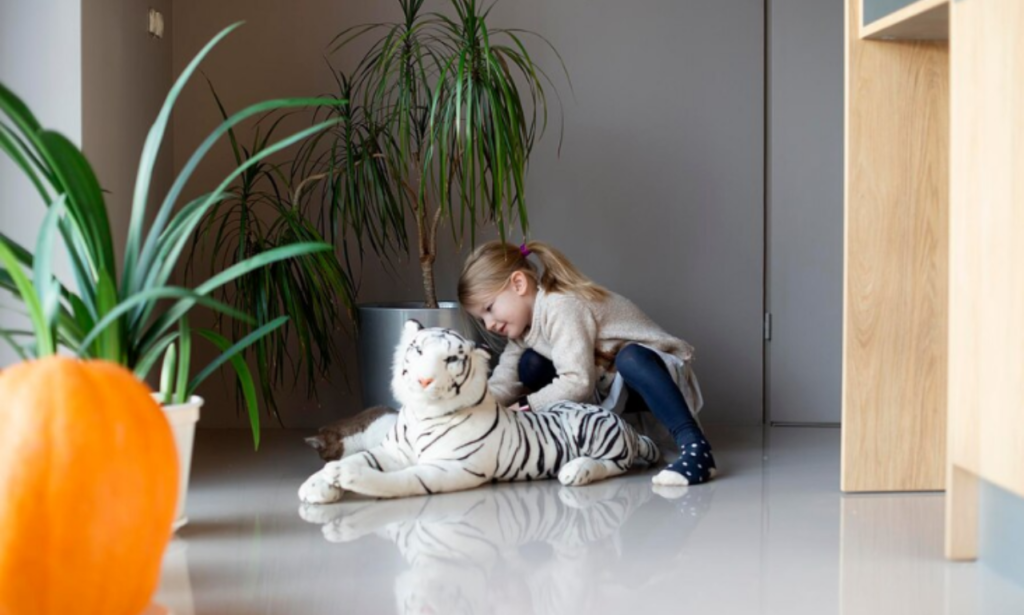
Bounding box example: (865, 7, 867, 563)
(652, 438, 717, 486)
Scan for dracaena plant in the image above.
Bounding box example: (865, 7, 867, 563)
(186, 78, 357, 420)
(0, 22, 345, 448)
(291, 0, 568, 308)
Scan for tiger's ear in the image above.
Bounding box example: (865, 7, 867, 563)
(398, 319, 424, 352)
(474, 347, 491, 363)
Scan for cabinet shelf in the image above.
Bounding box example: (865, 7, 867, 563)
(861, 0, 948, 40)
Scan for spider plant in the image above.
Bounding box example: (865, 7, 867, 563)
(187, 79, 356, 420)
(293, 0, 568, 308)
(0, 22, 345, 447)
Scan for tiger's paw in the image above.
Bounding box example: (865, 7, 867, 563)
(336, 463, 368, 489)
(298, 470, 344, 504)
(558, 457, 602, 487)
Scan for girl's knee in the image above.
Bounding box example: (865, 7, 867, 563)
(519, 349, 556, 390)
(518, 349, 548, 372)
(614, 344, 657, 378)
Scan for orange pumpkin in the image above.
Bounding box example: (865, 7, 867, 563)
(0, 357, 178, 615)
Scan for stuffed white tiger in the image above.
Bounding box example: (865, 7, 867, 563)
(298, 320, 660, 502)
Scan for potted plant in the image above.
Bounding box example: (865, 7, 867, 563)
(185, 80, 356, 421)
(289, 0, 567, 406)
(0, 22, 344, 529)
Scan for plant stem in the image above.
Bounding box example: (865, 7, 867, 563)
(420, 252, 437, 309)
(410, 153, 439, 308)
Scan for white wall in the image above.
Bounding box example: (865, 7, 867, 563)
(0, 0, 83, 368)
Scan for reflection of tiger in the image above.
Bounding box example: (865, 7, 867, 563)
(299, 320, 660, 502)
(299, 479, 656, 615)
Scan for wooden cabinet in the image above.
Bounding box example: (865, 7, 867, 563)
(843, 0, 1024, 561)
(945, 0, 1024, 562)
(842, 0, 949, 493)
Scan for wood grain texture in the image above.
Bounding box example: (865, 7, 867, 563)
(861, 0, 948, 41)
(842, 0, 949, 492)
(946, 0, 1024, 559)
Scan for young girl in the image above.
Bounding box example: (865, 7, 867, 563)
(459, 240, 715, 486)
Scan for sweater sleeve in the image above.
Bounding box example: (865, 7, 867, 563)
(526, 296, 599, 409)
(487, 341, 527, 405)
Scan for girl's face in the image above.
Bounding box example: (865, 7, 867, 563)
(467, 271, 536, 340)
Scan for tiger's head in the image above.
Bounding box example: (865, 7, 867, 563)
(391, 320, 491, 417)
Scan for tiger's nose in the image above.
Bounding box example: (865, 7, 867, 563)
(418, 377, 434, 389)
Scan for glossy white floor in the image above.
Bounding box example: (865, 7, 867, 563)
(154, 425, 1024, 615)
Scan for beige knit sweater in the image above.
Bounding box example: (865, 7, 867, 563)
(488, 288, 698, 410)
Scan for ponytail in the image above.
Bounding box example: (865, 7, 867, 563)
(458, 240, 608, 309)
(521, 241, 609, 302)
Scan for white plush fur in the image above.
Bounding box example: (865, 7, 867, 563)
(299, 321, 659, 502)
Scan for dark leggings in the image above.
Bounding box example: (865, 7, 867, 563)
(518, 345, 704, 446)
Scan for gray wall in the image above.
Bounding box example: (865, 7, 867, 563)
(488, 0, 766, 427)
(766, 0, 844, 424)
(171, 0, 766, 429)
(82, 0, 174, 268)
(0, 0, 83, 369)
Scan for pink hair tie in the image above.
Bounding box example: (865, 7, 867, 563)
(519, 243, 531, 257)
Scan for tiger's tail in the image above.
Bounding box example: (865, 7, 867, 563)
(635, 434, 661, 466)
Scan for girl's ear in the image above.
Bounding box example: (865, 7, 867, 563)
(511, 270, 530, 295)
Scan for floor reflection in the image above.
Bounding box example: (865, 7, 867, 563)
(151, 428, 1024, 615)
(300, 479, 714, 615)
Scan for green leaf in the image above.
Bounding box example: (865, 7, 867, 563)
(124, 21, 245, 294)
(0, 121, 52, 203)
(136, 332, 179, 383)
(142, 118, 342, 299)
(195, 325, 278, 450)
(0, 329, 30, 361)
(37, 130, 115, 277)
(0, 237, 51, 356)
(160, 343, 177, 405)
(95, 270, 120, 361)
(77, 287, 254, 356)
(139, 242, 332, 353)
(34, 195, 67, 334)
(133, 98, 343, 295)
(175, 318, 191, 405)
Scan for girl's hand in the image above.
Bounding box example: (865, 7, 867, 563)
(509, 397, 531, 412)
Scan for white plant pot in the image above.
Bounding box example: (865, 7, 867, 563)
(157, 395, 202, 531)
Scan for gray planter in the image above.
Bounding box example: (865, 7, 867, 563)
(357, 302, 484, 408)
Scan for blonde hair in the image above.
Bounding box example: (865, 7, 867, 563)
(458, 240, 609, 309)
